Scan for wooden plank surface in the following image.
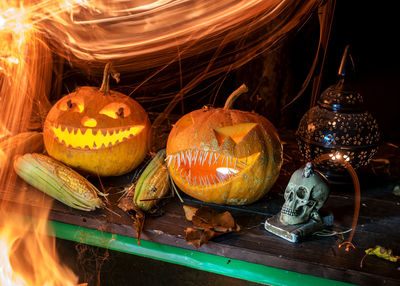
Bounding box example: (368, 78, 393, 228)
(1, 130, 399, 285)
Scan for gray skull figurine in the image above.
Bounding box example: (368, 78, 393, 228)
(280, 163, 330, 226)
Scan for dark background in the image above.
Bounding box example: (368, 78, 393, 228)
(58, 1, 399, 142)
(292, 0, 399, 141)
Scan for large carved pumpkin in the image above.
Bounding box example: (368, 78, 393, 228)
(43, 64, 150, 176)
(166, 85, 282, 205)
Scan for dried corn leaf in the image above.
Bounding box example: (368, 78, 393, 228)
(118, 194, 145, 246)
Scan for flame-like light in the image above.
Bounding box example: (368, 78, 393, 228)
(0, 0, 321, 283)
(0, 1, 78, 285)
(0, 212, 78, 285)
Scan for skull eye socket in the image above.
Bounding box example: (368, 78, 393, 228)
(296, 187, 307, 199)
(99, 103, 131, 119)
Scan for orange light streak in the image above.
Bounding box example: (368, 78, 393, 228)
(0, 1, 78, 284)
(0, 0, 322, 283)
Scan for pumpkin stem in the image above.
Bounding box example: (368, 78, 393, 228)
(99, 62, 120, 94)
(223, 84, 248, 109)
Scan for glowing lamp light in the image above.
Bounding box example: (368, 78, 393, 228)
(297, 46, 380, 182)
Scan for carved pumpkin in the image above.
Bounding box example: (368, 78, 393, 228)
(43, 64, 150, 176)
(166, 85, 283, 205)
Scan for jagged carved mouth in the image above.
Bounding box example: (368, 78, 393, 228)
(49, 123, 144, 150)
(166, 149, 260, 187)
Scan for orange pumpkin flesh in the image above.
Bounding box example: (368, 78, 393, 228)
(167, 86, 282, 205)
(44, 66, 150, 176)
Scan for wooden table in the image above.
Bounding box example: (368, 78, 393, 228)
(2, 130, 399, 285)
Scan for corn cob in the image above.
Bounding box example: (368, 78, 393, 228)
(134, 149, 170, 211)
(14, 153, 105, 211)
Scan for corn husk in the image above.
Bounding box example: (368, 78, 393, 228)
(134, 149, 170, 211)
(14, 153, 105, 211)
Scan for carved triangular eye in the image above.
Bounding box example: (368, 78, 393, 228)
(176, 114, 194, 131)
(214, 123, 258, 145)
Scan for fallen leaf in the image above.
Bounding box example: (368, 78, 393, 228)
(365, 245, 399, 262)
(185, 227, 215, 248)
(183, 205, 198, 221)
(192, 207, 239, 232)
(183, 205, 240, 248)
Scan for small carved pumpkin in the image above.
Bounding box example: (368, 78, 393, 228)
(166, 85, 283, 205)
(43, 64, 150, 176)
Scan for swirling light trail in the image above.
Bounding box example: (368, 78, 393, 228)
(0, 1, 322, 284)
(42, 0, 321, 74)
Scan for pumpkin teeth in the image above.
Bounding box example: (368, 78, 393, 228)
(167, 149, 254, 187)
(50, 123, 145, 150)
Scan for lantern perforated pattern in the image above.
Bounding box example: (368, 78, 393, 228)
(296, 85, 380, 180)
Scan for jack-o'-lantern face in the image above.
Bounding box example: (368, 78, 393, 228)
(44, 86, 151, 176)
(166, 107, 282, 205)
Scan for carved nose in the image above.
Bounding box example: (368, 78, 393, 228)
(81, 116, 97, 127)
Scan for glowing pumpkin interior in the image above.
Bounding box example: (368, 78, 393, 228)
(167, 122, 260, 187)
(167, 150, 260, 187)
(45, 87, 147, 150)
(166, 99, 283, 205)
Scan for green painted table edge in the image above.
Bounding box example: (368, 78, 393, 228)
(48, 220, 354, 286)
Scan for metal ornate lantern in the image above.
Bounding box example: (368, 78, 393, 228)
(296, 46, 380, 182)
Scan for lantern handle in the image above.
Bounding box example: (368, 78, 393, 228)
(223, 84, 248, 110)
(312, 153, 360, 252)
(99, 63, 120, 94)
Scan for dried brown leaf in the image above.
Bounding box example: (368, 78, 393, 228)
(183, 205, 240, 248)
(192, 206, 239, 232)
(184, 227, 215, 248)
(118, 195, 145, 246)
(183, 205, 198, 221)
(118, 196, 136, 212)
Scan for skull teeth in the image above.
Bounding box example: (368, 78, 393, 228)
(281, 207, 300, 216)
